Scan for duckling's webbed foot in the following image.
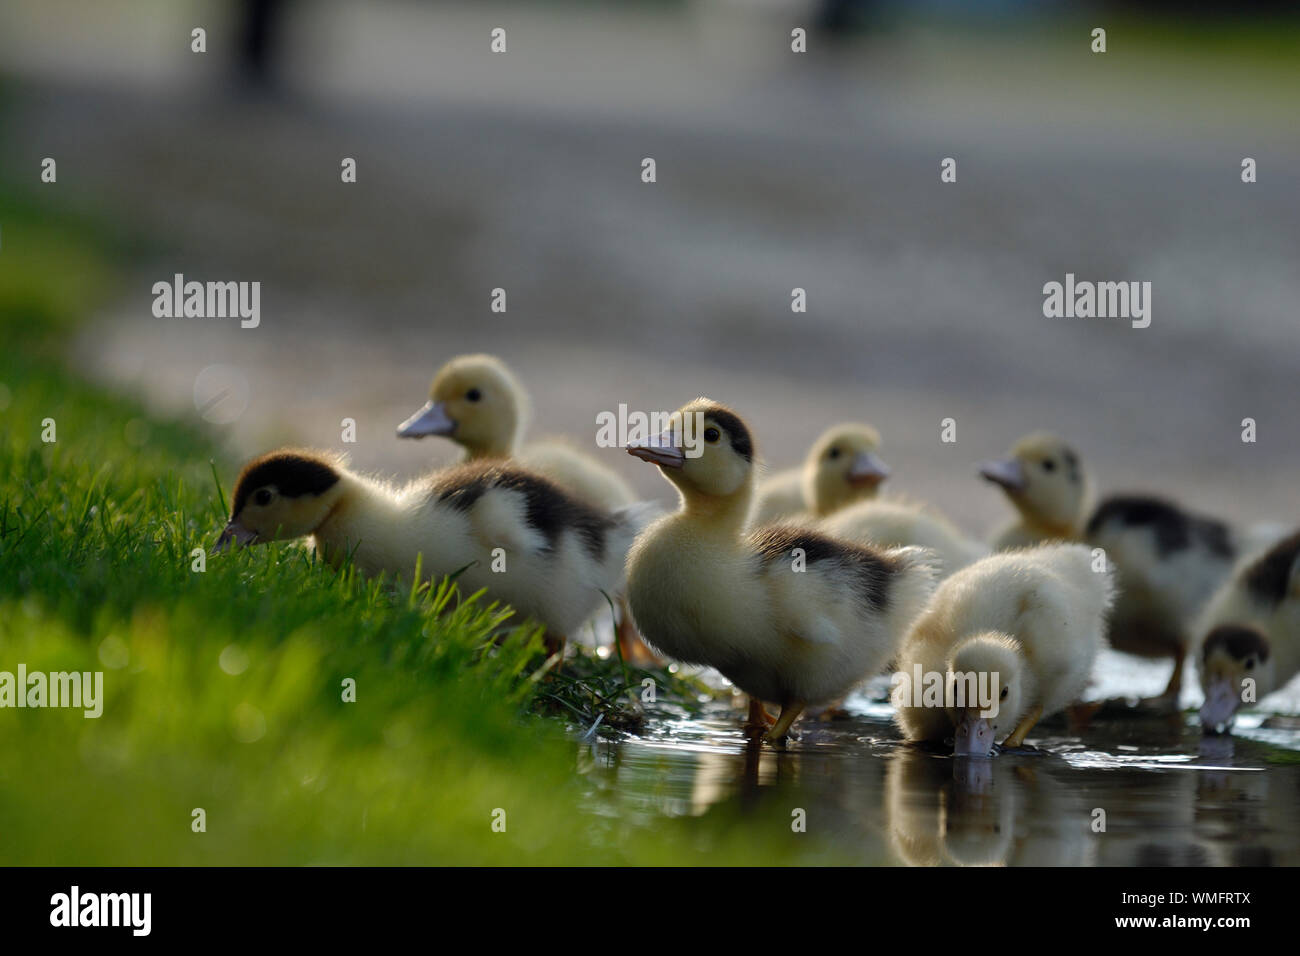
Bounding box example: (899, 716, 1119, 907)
(1135, 695, 1179, 714)
(994, 742, 1043, 756)
(814, 698, 852, 721)
(743, 697, 776, 736)
(542, 632, 567, 673)
(614, 597, 660, 667)
(764, 699, 807, 742)
(1135, 654, 1185, 711)
(1000, 704, 1043, 750)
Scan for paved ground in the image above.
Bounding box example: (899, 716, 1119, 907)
(4, 0, 1299, 539)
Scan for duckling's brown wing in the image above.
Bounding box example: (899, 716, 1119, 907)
(430, 460, 616, 559)
(748, 524, 897, 612)
(1085, 495, 1235, 561)
(1241, 529, 1300, 608)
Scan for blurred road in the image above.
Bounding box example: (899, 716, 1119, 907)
(3, 0, 1299, 537)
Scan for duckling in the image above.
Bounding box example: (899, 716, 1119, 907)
(1085, 495, 1239, 708)
(893, 544, 1114, 755)
(821, 498, 988, 581)
(396, 353, 649, 659)
(751, 422, 889, 525)
(624, 399, 934, 741)
(979, 432, 1088, 549)
(213, 449, 641, 648)
(982, 433, 1235, 708)
(1196, 530, 1300, 732)
(396, 353, 635, 512)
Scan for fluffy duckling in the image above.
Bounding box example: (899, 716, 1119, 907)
(214, 449, 640, 646)
(396, 353, 635, 512)
(821, 498, 988, 581)
(750, 422, 890, 525)
(624, 399, 933, 741)
(894, 544, 1114, 756)
(979, 432, 1088, 549)
(983, 433, 1235, 707)
(1196, 530, 1300, 732)
(396, 353, 650, 659)
(1086, 495, 1239, 707)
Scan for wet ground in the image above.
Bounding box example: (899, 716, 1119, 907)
(583, 670, 1300, 866)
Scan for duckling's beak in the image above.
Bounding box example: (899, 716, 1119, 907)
(1199, 677, 1240, 734)
(396, 400, 456, 439)
(212, 519, 257, 553)
(847, 450, 890, 486)
(951, 756, 994, 794)
(952, 714, 996, 757)
(627, 431, 685, 469)
(979, 458, 1026, 493)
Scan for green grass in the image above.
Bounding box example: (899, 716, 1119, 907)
(0, 188, 844, 864)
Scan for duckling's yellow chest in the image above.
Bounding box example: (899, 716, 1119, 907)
(626, 521, 760, 665)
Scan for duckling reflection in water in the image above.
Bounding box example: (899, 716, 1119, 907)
(884, 750, 1097, 866)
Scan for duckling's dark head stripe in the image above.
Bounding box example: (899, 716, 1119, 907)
(231, 452, 340, 517)
(1202, 624, 1270, 664)
(1062, 448, 1081, 484)
(750, 525, 893, 610)
(700, 405, 753, 462)
(1085, 495, 1234, 559)
(433, 462, 615, 560)
(1243, 530, 1300, 607)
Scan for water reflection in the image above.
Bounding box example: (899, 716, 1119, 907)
(582, 703, 1300, 866)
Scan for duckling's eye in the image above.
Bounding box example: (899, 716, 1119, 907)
(1041, 459, 1056, 472)
(1000, 686, 1009, 699)
(466, 388, 482, 403)
(827, 446, 841, 460)
(1245, 658, 1255, 670)
(704, 427, 720, 443)
(254, 488, 273, 507)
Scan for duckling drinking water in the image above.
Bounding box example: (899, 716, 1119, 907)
(1197, 530, 1300, 732)
(893, 544, 1114, 755)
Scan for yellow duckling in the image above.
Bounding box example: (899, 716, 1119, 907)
(821, 498, 988, 581)
(624, 399, 933, 741)
(396, 353, 635, 512)
(893, 544, 1114, 755)
(396, 353, 650, 659)
(751, 422, 890, 526)
(214, 449, 641, 647)
(1197, 530, 1300, 732)
(984, 432, 1244, 708)
(979, 432, 1088, 549)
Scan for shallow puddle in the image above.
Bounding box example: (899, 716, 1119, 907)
(580, 660, 1300, 866)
